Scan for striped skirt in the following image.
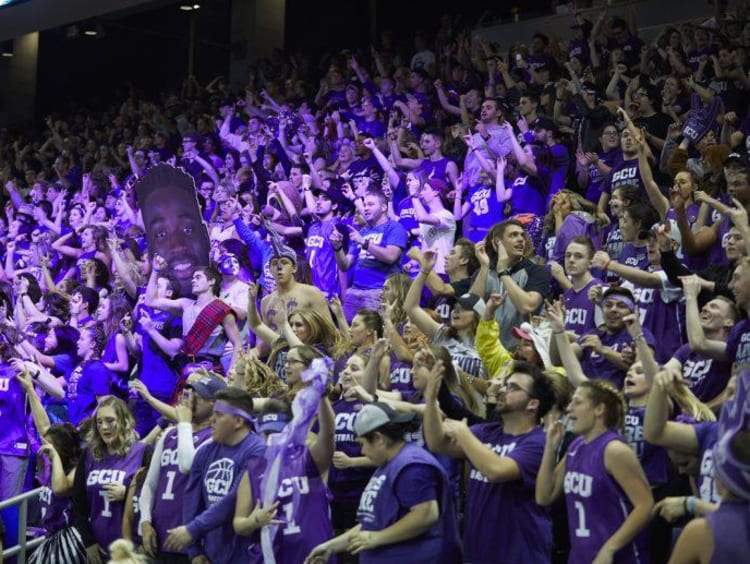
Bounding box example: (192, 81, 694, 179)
(28, 526, 87, 564)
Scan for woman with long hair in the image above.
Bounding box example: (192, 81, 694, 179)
(536, 380, 654, 564)
(52, 224, 111, 280)
(15, 366, 86, 563)
(71, 396, 149, 564)
(540, 189, 600, 263)
(66, 324, 114, 426)
(96, 292, 132, 380)
(248, 283, 346, 379)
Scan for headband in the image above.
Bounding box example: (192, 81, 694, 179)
(605, 294, 635, 312)
(214, 400, 254, 424)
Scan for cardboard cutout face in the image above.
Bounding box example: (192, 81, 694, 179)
(136, 164, 211, 297)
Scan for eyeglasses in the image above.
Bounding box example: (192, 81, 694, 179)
(499, 381, 532, 395)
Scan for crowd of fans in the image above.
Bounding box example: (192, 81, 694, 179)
(1, 4, 750, 564)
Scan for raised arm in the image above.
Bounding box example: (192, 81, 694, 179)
(404, 253, 442, 340)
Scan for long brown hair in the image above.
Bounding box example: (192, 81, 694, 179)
(85, 396, 138, 461)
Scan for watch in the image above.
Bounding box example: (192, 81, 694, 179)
(498, 268, 512, 278)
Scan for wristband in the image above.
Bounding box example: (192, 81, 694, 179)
(687, 496, 697, 516)
(363, 239, 371, 251)
(682, 496, 689, 516)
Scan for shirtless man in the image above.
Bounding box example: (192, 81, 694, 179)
(259, 246, 332, 334)
(145, 255, 243, 373)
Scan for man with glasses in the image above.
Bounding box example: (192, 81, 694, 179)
(423, 360, 556, 564)
(139, 374, 224, 562)
(576, 123, 622, 205)
(632, 84, 671, 153)
(597, 128, 645, 221)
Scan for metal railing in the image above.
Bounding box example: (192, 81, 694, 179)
(0, 487, 45, 563)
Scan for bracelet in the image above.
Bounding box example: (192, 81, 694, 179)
(682, 496, 689, 516)
(687, 496, 697, 516)
(371, 393, 379, 403)
(363, 239, 371, 251)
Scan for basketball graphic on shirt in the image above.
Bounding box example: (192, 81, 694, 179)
(205, 458, 235, 499)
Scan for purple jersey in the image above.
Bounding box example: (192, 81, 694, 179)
(152, 426, 213, 553)
(665, 204, 704, 270)
(623, 274, 685, 363)
(623, 406, 670, 486)
(388, 353, 415, 395)
(246, 446, 334, 563)
(693, 422, 719, 503)
(305, 220, 339, 299)
(564, 278, 602, 336)
(586, 149, 622, 203)
(706, 500, 750, 563)
(350, 220, 408, 289)
(463, 424, 551, 564)
(672, 345, 731, 403)
(0, 366, 30, 457)
(330, 399, 374, 503)
(84, 442, 148, 551)
(564, 431, 643, 564)
(183, 433, 266, 563)
(725, 317, 750, 372)
(356, 442, 461, 564)
(38, 457, 72, 534)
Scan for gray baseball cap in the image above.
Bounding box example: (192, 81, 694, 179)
(354, 402, 416, 437)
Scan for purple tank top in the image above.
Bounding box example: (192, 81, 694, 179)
(388, 353, 415, 395)
(152, 426, 213, 552)
(246, 446, 334, 564)
(84, 442, 147, 550)
(564, 431, 644, 564)
(707, 500, 750, 563)
(625, 279, 685, 364)
(38, 458, 72, 534)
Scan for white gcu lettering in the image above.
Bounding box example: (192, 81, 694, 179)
(87, 469, 126, 486)
(683, 359, 712, 385)
(335, 413, 356, 432)
(565, 308, 588, 326)
(358, 475, 387, 514)
(160, 448, 180, 467)
(564, 471, 593, 497)
(359, 234, 384, 258)
(390, 368, 412, 386)
(278, 476, 310, 497)
(612, 167, 637, 184)
(470, 442, 517, 482)
(623, 415, 644, 457)
(205, 458, 235, 499)
(0, 378, 9, 392)
(306, 235, 325, 249)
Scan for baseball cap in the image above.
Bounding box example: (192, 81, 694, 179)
(354, 402, 416, 437)
(187, 373, 227, 399)
(425, 178, 448, 196)
(455, 293, 486, 317)
(270, 244, 298, 266)
(258, 412, 291, 434)
(724, 152, 750, 168)
(311, 186, 345, 208)
(512, 326, 533, 342)
(182, 131, 199, 142)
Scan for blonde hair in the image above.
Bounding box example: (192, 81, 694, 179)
(86, 396, 138, 461)
(579, 380, 627, 430)
(670, 381, 716, 423)
(108, 539, 146, 563)
(231, 352, 285, 398)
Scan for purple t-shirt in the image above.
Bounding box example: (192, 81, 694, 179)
(623, 406, 670, 486)
(602, 158, 644, 196)
(707, 501, 750, 563)
(564, 431, 642, 564)
(463, 423, 551, 564)
(305, 219, 339, 299)
(586, 149, 622, 204)
(66, 360, 114, 426)
(350, 220, 408, 289)
(672, 345, 731, 403)
(618, 243, 649, 272)
(564, 278, 603, 337)
(330, 399, 374, 503)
